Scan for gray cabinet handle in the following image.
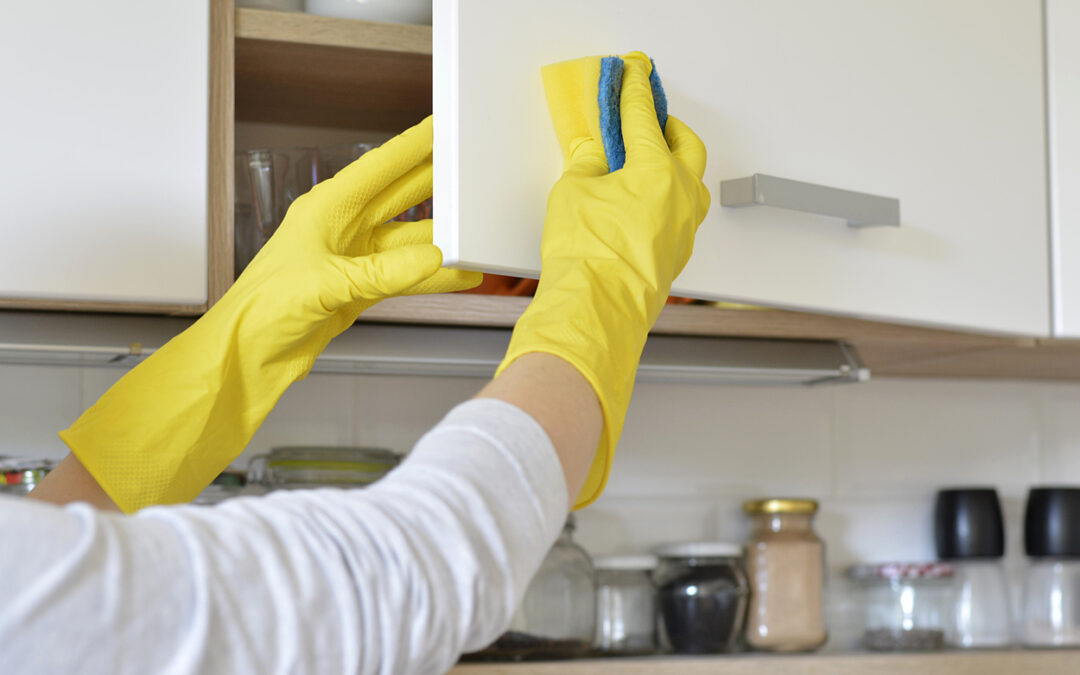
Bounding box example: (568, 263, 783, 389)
(720, 174, 900, 228)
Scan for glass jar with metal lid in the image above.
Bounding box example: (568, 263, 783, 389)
(848, 562, 955, 651)
(743, 498, 827, 652)
(654, 542, 749, 654)
(593, 554, 659, 656)
(247, 446, 401, 490)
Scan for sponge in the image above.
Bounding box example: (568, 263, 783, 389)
(542, 52, 669, 173)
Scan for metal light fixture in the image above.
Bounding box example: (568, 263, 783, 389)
(0, 312, 868, 385)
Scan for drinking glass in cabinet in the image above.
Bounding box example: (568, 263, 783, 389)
(1021, 487, 1080, 647)
(847, 562, 954, 651)
(742, 498, 827, 652)
(593, 555, 659, 656)
(464, 516, 595, 661)
(653, 542, 748, 654)
(235, 143, 374, 276)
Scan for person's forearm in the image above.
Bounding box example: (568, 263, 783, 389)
(28, 453, 119, 510)
(475, 352, 602, 509)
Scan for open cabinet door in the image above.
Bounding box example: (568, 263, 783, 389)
(434, 0, 1049, 337)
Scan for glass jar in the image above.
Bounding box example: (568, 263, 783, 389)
(948, 560, 1012, 648)
(1021, 487, 1080, 647)
(467, 516, 596, 660)
(193, 470, 264, 505)
(743, 498, 827, 652)
(0, 458, 55, 496)
(847, 562, 954, 651)
(933, 487, 1012, 648)
(247, 446, 400, 490)
(593, 555, 658, 656)
(1022, 560, 1080, 647)
(654, 542, 749, 654)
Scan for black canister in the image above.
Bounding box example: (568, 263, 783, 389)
(654, 543, 748, 654)
(1024, 487, 1080, 558)
(934, 487, 1005, 559)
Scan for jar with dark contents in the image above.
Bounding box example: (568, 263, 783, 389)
(654, 543, 749, 654)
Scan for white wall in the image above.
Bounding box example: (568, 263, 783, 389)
(3, 363, 1078, 648)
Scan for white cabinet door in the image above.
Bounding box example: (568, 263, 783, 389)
(1047, 0, 1080, 338)
(434, 0, 1049, 336)
(0, 1, 209, 306)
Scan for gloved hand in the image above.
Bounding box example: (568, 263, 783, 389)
(61, 116, 481, 512)
(496, 52, 711, 508)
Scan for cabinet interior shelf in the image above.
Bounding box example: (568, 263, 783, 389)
(449, 649, 1079, 674)
(235, 7, 432, 130)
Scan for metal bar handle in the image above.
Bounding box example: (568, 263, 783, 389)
(720, 174, 900, 228)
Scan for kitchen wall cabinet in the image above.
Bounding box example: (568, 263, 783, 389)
(0, 0, 232, 314)
(5, 3, 1080, 380)
(433, 0, 1050, 337)
(1047, 0, 1080, 338)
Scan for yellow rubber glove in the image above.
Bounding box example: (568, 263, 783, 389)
(497, 52, 711, 509)
(60, 116, 481, 512)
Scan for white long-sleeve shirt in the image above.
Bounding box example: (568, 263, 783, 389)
(0, 399, 568, 675)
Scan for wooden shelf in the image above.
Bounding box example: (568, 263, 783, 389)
(360, 295, 1080, 381)
(450, 650, 1079, 674)
(234, 7, 432, 130)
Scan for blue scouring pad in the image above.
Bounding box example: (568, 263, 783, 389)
(598, 56, 669, 172)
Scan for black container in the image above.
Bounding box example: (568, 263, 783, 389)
(934, 488, 1005, 559)
(654, 543, 748, 654)
(1024, 487, 1080, 558)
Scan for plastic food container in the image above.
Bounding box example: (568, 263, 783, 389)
(847, 562, 954, 651)
(593, 555, 659, 655)
(654, 542, 749, 654)
(247, 446, 401, 490)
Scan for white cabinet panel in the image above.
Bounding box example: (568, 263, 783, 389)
(0, 1, 209, 305)
(435, 0, 1049, 336)
(1048, 0, 1080, 338)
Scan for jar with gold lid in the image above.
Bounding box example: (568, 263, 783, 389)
(743, 498, 827, 652)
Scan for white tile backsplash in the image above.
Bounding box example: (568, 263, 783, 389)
(1037, 382, 1080, 483)
(0, 364, 81, 460)
(609, 381, 835, 498)
(240, 373, 358, 465)
(352, 374, 487, 453)
(2, 356, 1069, 573)
(574, 494, 719, 556)
(833, 379, 1041, 500)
